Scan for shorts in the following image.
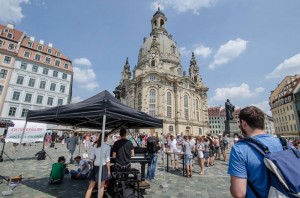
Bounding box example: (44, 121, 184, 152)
(209, 150, 214, 157)
(89, 165, 109, 182)
(220, 146, 225, 153)
(197, 151, 204, 159)
(184, 154, 193, 165)
(170, 153, 178, 161)
(203, 151, 209, 159)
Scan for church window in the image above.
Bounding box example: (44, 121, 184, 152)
(160, 19, 164, 27)
(171, 45, 176, 54)
(196, 99, 199, 122)
(151, 60, 155, 67)
(149, 74, 156, 82)
(154, 20, 157, 27)
(167, 92, 172, 118)
(184, 95, 189, 120)
(194, 76, 197, 82)
(169, 125, 174, 132)
(138, 93, 142, 111)
(149, 89, 156, 116)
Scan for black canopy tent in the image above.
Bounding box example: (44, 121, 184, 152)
(21, 90, 163, 198)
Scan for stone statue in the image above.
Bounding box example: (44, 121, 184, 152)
(225, 99, 235, 120)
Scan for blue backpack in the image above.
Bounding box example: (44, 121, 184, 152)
(239, 137, 300, 198)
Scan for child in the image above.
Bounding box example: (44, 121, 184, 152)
(49, 156, 66, 184)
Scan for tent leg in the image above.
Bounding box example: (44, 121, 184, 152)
(97, 114, 106, 198)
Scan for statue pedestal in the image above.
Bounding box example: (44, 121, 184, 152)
(224, 120, 240, 137)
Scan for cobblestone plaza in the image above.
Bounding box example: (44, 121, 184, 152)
(0, 143, 231, 198)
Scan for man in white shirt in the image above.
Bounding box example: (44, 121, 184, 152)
(70, 156, 90, 179)
(168, 135, 178, 170)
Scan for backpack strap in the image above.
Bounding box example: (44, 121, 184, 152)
(277, 135, 288, 150)
(238, 137, 270, 156)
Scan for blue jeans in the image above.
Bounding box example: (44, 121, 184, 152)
(70, 169, 87, 179)
(147, 153, 158, 180)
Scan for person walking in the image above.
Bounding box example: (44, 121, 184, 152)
(228, 106, 283, 198)
(66, 132, 79, 164)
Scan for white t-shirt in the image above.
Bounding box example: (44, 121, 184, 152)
(168, 139, 177, 152)
(90, 142, 111, 166)
(79, 159, 90, 175)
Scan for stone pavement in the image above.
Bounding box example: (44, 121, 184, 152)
(0, 142, 231, 198)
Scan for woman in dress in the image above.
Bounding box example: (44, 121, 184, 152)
(196, 136, 205, 175)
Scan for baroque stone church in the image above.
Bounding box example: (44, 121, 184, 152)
(114, 8, 209, 136)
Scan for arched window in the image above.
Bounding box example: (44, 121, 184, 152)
(138, 93, 142, 111)
(149, 89, 156, 116)
(160, 19, 164, 27)
(196, 99, 199, 122)
(169, 125, 174, 132)
(167, 92, 172, 118)
(184, 95, 189, 120)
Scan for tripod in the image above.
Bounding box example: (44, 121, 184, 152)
(0, 129, 14, 163)
(35, 134, 51, 160)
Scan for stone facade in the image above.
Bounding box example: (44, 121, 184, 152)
(114, 9, 209, 136)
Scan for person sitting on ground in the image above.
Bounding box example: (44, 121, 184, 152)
(70, 156, 90, 179)
(49, 156, 66, 184)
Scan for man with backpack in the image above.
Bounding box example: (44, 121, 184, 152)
(228, 106, 283, 197)
(146, 132, 160, 180)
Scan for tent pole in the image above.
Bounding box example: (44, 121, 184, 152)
(4, 121, 28, 195)
(98, 114, 106, 198)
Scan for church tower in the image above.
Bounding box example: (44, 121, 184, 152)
(114, 9, 209, 135)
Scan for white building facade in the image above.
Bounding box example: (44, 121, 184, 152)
(114, 9, 209, 135)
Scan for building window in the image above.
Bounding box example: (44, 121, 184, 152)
(184, 95, 189, 120)
(27, 41, 33, 48)
(56, 51, 61, 57)
(21, 109, 29, 117)
(0, 39, 4, 46)
(28, 78, 35, 87)
(196, 99, 199, 122)
(0, 85, 3, 95)
(57, 99, 63, 106)
(151, 60, 155, 67)
(24, 93, 32, 102)
(138, 93, 142, 111)
(3, 56, 11, 64)
(7, 33, 13, 39)
(34, 54, 41, 61)
(149, 89, 156, 116)
(8, 43, 15, 51)
(53, 71, 58, 77)
(47, 97, 53, 106)
(12, 91, 20, 101)
(60, 85, 65, 93)
(16, 76, 24, 85)
(37, 45, 43, 51)
(39, 81, 46, 89)
(55, 60, 60, 67)
(149, 74, 156, 82)
(24, 51, 30, 58)
(50, 83, 56, 91)
(169, 125, 174, 132)
(45, 57, 51, 64)
(167, 92, 172, 118)
(0, 69, 8, 78)
(8, 107, 17, 117)
(20, 62, 27, 70)
(64, 63, 69, 69)
(62, 73, 67, 80)
(47, 48, 52, 54)
(36, 95, 43, 104)
(43, 68, 49, 75)
(32, 65, 38, 73)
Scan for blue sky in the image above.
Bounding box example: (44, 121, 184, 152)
(1, 0, 300, 114)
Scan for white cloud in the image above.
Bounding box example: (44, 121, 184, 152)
(73, 66, 99, 91)
(250, 101, 271, 115)
(211, 83, 264, 101)
(73, 57, 92, 67)
(0, 0, 29, 24)
(208, 38, 248, 70)
(194, 44, 212, 58)
(179, 46, 190, 57)
(152, 0, 218, 15)
(265, 53, 300, 79)
(71, 96, 83, 103)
